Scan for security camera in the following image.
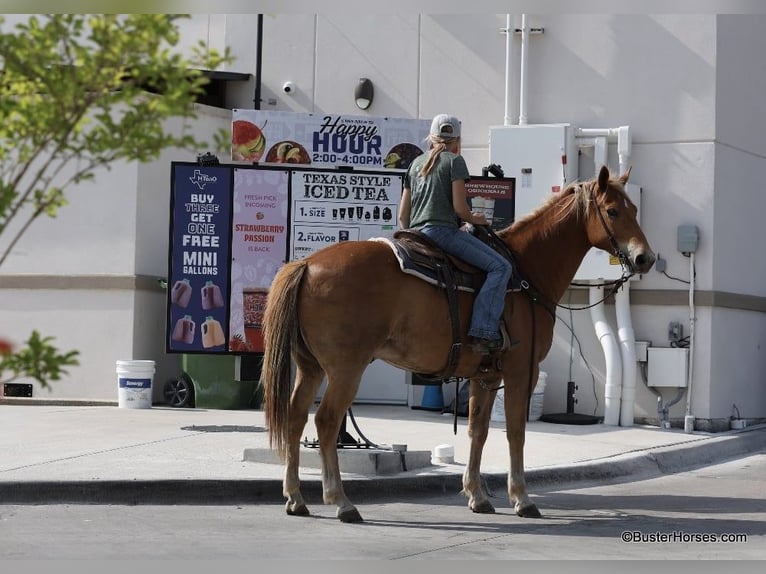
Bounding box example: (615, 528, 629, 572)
(282, 81, 295, 94)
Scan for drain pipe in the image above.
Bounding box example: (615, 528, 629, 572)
(576, 127, 636, 426)
(519, 14, 530, 125)
(590, 285, 622, 426)
(615, 287, 636, 426)
(503, 14, 514, 126)
(614, 127, 636, 426)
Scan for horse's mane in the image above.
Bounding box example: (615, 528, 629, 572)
(497, 174, 631, 239)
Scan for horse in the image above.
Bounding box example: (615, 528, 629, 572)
(260, 165, 655, 523)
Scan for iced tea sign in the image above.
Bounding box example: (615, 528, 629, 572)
(290, 169, 402, 260)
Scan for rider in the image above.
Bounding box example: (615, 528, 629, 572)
(398, 114, 513, 355)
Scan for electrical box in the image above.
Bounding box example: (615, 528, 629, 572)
(677, 224, 699, 255)
(488, 124, 578, 219)
(647, 347, 689, 387)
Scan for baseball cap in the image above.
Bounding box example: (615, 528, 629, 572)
(430, 114, 461, 138)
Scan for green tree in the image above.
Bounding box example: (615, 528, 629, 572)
(0, 14, 232, 389)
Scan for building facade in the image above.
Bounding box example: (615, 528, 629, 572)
(1, 13, 765, 431)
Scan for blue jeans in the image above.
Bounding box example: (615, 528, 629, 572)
(419, 225, 512, 341)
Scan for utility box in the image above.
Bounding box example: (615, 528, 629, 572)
(489, 124, 578, 219)
(647, 347, 689, 387)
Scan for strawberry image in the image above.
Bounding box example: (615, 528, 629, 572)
(232, 119, 267, 161)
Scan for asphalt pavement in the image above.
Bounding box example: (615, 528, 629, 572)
(1, 400, 765, 505)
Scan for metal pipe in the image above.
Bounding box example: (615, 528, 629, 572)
(253, 14, 263, 109)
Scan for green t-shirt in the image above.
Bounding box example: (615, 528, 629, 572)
(404, 151, 470, 230)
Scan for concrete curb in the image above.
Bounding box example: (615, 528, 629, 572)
(1, 426, 763, 506)
(484, 425, 766, 493)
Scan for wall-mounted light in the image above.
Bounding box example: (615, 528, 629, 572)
(354, 78, 374, 110)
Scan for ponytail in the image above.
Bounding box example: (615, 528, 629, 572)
(419, 134, 460, 177)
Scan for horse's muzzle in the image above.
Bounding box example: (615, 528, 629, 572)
(631, 249, 656, 275)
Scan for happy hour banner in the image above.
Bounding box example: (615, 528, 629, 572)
(231, 109, 430, 171)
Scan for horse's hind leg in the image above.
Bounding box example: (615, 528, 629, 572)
(314, 365, 366, 523)
(283, 362, 324, 517)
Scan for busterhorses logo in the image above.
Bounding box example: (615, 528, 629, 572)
(189, 170, 218, 190)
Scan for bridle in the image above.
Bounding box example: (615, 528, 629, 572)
(559, 183, 635, 310)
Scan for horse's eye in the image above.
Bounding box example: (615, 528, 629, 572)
(606, 208, 618, 219)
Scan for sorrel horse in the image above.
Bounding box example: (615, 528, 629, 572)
(261, 165, 655, 522)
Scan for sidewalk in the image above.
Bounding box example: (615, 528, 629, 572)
(0, 401, 764, 505)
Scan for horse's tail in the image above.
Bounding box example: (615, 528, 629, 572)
(261, 259, 308, 460)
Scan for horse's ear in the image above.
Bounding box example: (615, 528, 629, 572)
(597, 165, 610, 191)
(619, 166, 632, 184)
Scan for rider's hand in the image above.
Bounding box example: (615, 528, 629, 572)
(471, 211, 488, 226)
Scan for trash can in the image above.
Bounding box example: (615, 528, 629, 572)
(163, 354, 262, 410)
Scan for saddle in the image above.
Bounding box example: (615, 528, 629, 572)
(387, 225, 525, 294)
(373, 225, 524, 381)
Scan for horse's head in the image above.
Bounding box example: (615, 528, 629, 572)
(586, 165, 656, 275)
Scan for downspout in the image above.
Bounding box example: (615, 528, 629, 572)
(504, 14, 514, 126)
(590, 286, 622, 426)
(518, 14, 529, 126)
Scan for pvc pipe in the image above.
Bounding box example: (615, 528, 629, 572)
(684, 252, 696, 433)
(617, 126, 631, 174)
(574, 126, 631, 173)
(519, 14, 529, 125)
(504, 14, 514, 126)
(594, 137, 607, 170)
(615, 285, 636, 426)
(590, 286, 622, 426)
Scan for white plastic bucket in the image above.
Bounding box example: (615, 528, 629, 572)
(116, 360, 155, 409)
(491, 371, 548, 423)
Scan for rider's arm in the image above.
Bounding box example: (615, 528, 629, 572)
(399, 186, 412, 228)
(452, 179, 487, 226)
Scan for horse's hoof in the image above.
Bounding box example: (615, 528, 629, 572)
(516, 503, 542, 518)
(286, 502, 310, 516)
(471, 500, 496, 514)
(338, 507, 364, 523)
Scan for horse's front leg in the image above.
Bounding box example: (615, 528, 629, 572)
(506, 374, 542, 518)
(462, 378, 497, 514)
